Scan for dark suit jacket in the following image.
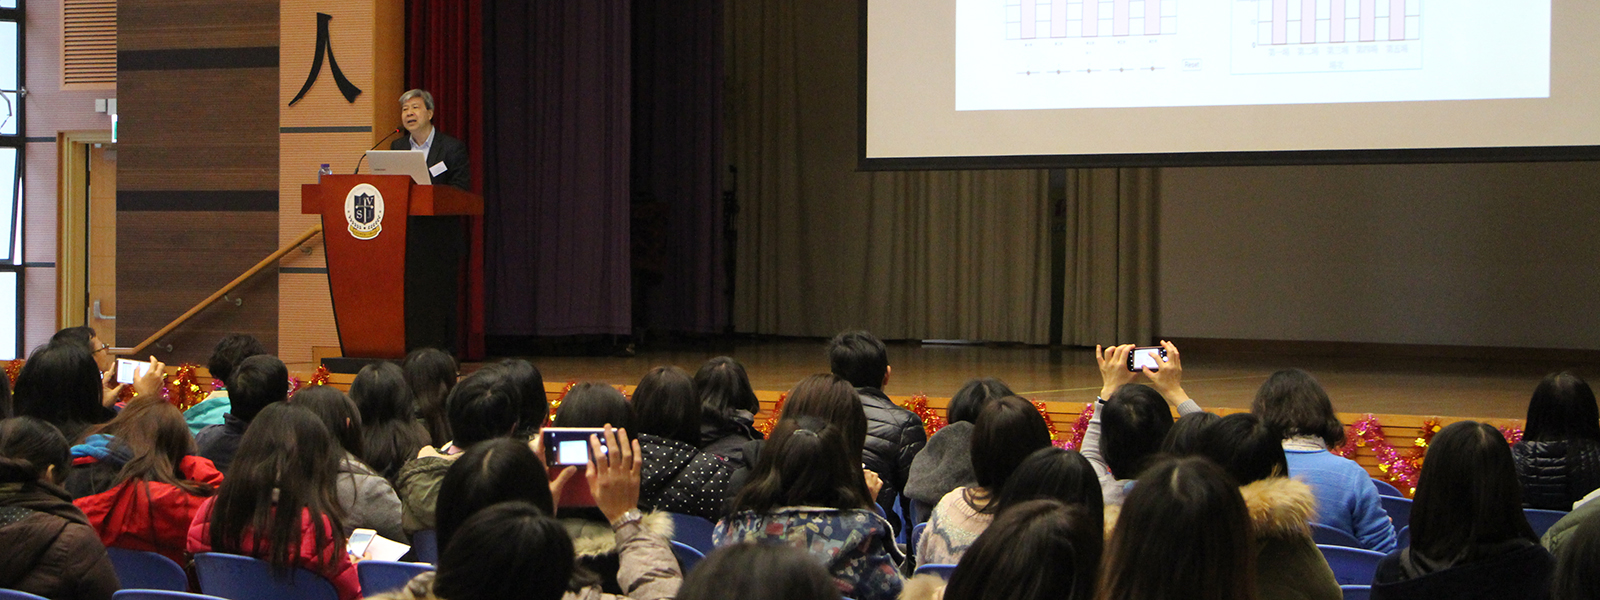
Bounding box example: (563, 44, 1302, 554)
(391, 129, 471, 190)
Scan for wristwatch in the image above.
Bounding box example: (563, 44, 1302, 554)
(610, 509, 644, 530)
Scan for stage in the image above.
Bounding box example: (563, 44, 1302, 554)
(483, 338, 1598, 421)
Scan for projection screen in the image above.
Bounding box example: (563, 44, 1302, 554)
(862, 0, 1600, 168)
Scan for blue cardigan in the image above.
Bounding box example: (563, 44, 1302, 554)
(1285, 445, 1398, 552)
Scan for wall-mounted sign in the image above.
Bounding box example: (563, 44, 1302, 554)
(289, 13, 363, 106)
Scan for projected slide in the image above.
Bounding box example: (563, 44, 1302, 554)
(955, 0, 1549, 111)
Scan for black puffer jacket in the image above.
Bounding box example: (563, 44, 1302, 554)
(858, 387, 927, 530)
(1511, 438, 1600, 510)
(637, 433, 736, 521)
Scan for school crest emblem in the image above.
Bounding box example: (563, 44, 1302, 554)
(344, 183, 385, 240)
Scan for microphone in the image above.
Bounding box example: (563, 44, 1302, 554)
(352, 127, 405, 175)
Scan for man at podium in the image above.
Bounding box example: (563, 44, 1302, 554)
(392, 89, 470, 190)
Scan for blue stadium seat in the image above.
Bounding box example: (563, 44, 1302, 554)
(1340, 584, 1372, 600)
(113, 592, 227, 600)
(0, 590, 49, 600)
(1524, 508, 1566, 538)
(912, 564, 956, 580)
(1317, 545, 1385, 586)
(106, 547, 188, 591)
(670, 540, 706, 573)
(1370, 479, 1403, 498)
(192, 553, 338, 600)
(666, 512, 716, 554)
(1380, 496, 1411, 532)
(1310, 522, 1362, 547)
(410, 530, 439, 566)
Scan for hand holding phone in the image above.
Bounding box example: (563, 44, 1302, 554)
(542, 427, 609, 467)
(115, 358, 151, 385)
(1126, 346, 1167, 372)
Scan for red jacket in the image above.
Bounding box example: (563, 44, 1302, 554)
(186, 497, 360, 600)
(73, 455, 224, 566)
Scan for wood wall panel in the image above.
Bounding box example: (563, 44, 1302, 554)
(119, 1, 280, 362)
(277, 0, 404, 364)
(119, 0, 279, 51)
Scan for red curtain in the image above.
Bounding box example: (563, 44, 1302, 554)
(405, 0, 486, 358)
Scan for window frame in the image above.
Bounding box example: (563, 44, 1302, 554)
(0, 0, 25, 359)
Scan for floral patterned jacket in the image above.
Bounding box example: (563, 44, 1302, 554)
(714, 507, 904, 600)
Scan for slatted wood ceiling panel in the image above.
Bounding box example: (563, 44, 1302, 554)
(63, 0, 117, 89)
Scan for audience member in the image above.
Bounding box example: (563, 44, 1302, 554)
(14, 341, 161, 443)
(64, 398, 223, 565)
(1159, 410, 1220, 455)
(989, 447, 1104, 536)
(904, 377, 1014, 521)
(1512, 372, 1600, 511)
(907, 499, 1101, 600)
(50, 326, 112, 371)
(630, 366, 735, 520)
(187, 334, 267, 435)
(435, 437, 555, 552)
(195, 354, 287, 473)
(292, 385, 404, 542)
(0, 416, 119, 600)
(693, 356, 764, 464)
(916, 395, 1052, 566)
(1083, 341, 1201, 505)
(1552, 517, 1600, 600)
(403, 348, 459, 447)
(678, 543, 841, 600)
(1191, 412, 1341, 600)
(716, 415, 903, 600)
(398, 366, 520, 535)
(1372, 421, 1554, 600)
(498, 358, 548, 439)
(352, 362, 431, 482)
(727, 374, 872, 507)
(1096, 456, 1254, 600)
(187, 403, 358, 600)
(828, 330, 927, 531)
(555, 382, 636, 431)
(1254, 368, 1397, 552)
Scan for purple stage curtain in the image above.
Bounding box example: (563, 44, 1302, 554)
(482, 0, 634, 336)
(630, 0, 726, 334)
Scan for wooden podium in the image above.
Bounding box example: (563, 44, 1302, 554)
(301, 175, 483, 362)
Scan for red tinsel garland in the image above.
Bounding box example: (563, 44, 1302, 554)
(161, 364, 205, 411)
(308, 365, 332, 387)
(757, 393, 788, 436)
(1061, 402, 1096, 450)
(544, 381, 578, 428)
(1031, 400, 1062, 444)
(4, 359, 20, 387)
(901, 394, 947, 438)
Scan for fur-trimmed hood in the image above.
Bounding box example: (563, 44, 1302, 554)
(562, 511, 674, 558)
(1100, 476, 1317, 541)
(1240, 477, 1317, 540)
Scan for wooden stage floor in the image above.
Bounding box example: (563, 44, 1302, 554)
(506, 339, 1600, 421)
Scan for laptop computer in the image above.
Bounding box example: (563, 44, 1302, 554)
(366, 150, 433, 185)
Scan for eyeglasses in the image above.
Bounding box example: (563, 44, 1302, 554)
(93, 343, 110, 354)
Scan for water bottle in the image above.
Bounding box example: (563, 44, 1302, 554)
(318, 163, 332, 182)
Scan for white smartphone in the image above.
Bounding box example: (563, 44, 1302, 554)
(115, 358, 152, 385)
(347, 528, 377, 558)
(1127, 346, 1167, 372)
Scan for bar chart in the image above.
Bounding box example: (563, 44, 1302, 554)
(1231, 0, 1422, 75)
(1005, 0, 1177, 39)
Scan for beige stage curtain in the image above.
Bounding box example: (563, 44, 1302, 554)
(1059, 168, 1158, 347)
(725, 0, 1155, 346)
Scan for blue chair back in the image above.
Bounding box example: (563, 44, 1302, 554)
(0, 590, 50, 600)
(410, 530, 439, 566)
(357, 561, 433, 595)
(106, 547, 189, 592)
(1370, 479, 1403, 498)
(1524, 508, 1566, 538)
(1396, 525, 1409, 548)
(670, 540, 706, 572)
(1380, 496, 1412, 532)
(1340, 584, 1372, 600)
(1309, 523, 1362, 547)
(1317, 545, 1386, 586)
(113, 592, 228, 600)
(666, 512, 716, 553)
(192, 553, 338, 600)
(909, 522, 927, 554)
(912, 564, 957, 580)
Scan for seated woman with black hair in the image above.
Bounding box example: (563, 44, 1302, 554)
(915, 395, 1052, 567)
(1098, 456, 1256, 600)
(1512, 372, 1600, 511)
(398, 366, 522, 536)
(630, 366, 735, 520)
(65, 398, 224, 566)
(352, 362, 432, 483)
(1084, 341, 1203, 505)
(715, 411, 903, 600)
(186, 404, 359, 600)
(1189, 412, 1341, 600)
(904, 377, 1014, 522)
(375, 426, 680, 600)
(1254, 368, 1396, 552)
(678, 543, 841, 600)
(1372, 421, 1555, 600)
(402, 348, 459, 448)
(692, 357, 765, 465)
(292, 385, 405, 542)
(13, 341, 164, 444)
(904, 499, 1102, 600)
(0, 416, 120, 600)
(988, 446, 1104, 534)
